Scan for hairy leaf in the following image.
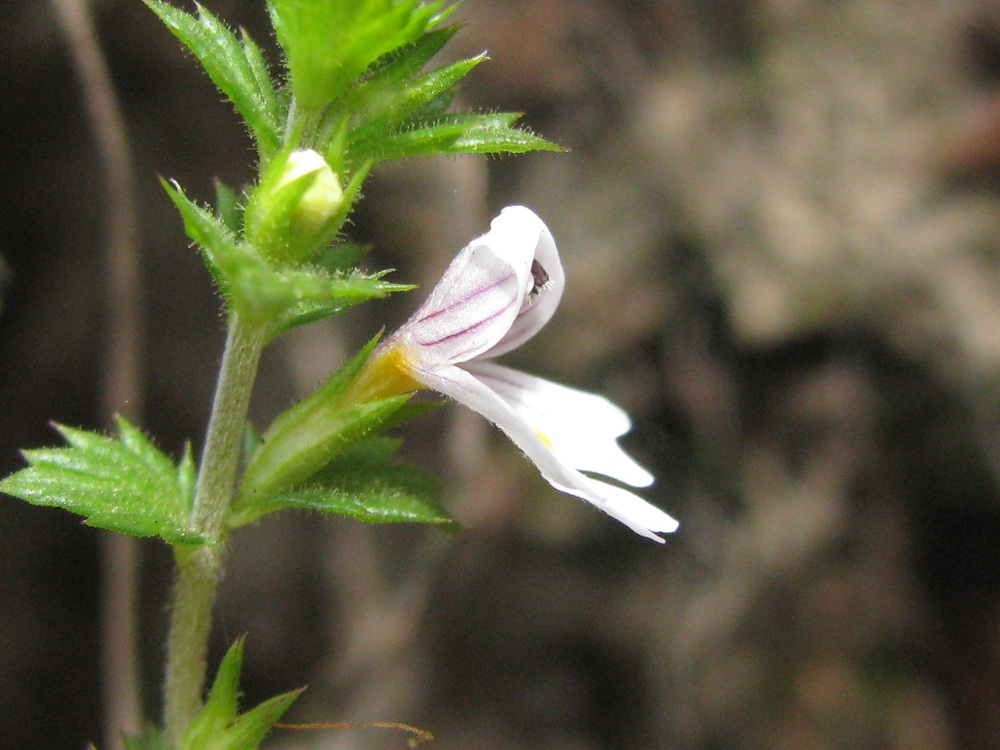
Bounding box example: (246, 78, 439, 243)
(351, 112, 563, 164)
(235, 437, 454, 528)
(347, 53, 486, 144)
(0, 417, 201, 544)
(268, 0, 450, 110)
(144, 0, 282, 158)
(181, 638, 301, 750)
(271, 269, 413, 334)
(162, 179, 409, 333)
(161, 178, 245, 295)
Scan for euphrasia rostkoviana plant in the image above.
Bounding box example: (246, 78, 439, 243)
(0, 2, 675, 749)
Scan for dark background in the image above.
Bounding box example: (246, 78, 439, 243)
(4, 0, 1000, 748)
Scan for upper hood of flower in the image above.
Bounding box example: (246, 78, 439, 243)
(391, 206, 564, 365)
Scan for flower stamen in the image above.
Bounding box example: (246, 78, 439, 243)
(529, 259, 551, 298)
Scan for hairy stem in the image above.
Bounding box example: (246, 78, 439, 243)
(163, 313, 266, 749)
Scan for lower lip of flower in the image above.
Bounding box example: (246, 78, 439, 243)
(533, 427, 554, 449)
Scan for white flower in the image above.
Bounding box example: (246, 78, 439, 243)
(374, 206, 678, 542)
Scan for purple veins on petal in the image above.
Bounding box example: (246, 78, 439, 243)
(415, 296, 519, 349)
(411, 270, 519, 328)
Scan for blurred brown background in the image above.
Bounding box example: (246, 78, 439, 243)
(5, 0, 1000, 748)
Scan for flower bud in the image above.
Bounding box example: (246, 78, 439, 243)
(245, 148, 344, 265)
(280, 149, 343, 231)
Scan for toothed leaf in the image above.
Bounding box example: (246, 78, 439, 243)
(162, 179, 409, 333)
(268, 0, 450, 110)
(144, 0, 282, 158)
(352, 112, 563, 164)
(181, 638, 301, 750)
(0, 417, 202, 544)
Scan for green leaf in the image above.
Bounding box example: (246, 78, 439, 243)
(253, 463, 450, 526)
(271, 268, 413, 334)
(178, 442, 197, 504)
(234, 263, 412, 334)
(144, 0, 282, 158)
(352, 112, 563, 164)
(268, 0, 450, 111)
(161, 177, 245, 295)
(163, 179, 408, 332)
(315, 242, 372, 274)
(214, 179, 244, 236)
(235, 437, 455, 528)
(346, 52, 486, 145)
(350, 24, 459, 98)
(181, 638, 301, 750)
(0, 417, 202, 544)
(327, 29, 563, 169)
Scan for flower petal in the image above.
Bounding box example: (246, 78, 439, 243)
(482, 206, 565, 358)
(466, 362, 655, 487)
(402, 245, 524, 363)
(551, 476, 679, 541)
(410, 360, 676, 541)
(393, 209, 537, 364)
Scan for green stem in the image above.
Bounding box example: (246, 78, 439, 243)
(162, 312, 267, 750)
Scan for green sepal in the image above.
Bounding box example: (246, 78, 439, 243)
(236, 392, 413, 508)
(352, 112, 563, 165)
(144, 0, 282, 159)
(0, 417, 203, 544)
(235, 437, 455, 528)
(320, 159, 371, 245)
(367, 396, 443, 434)
(237, 335, 412, 506)
(268, 0, 450, 111)
(180, 638, 301, 750)
(242, 422, 262, 466)
(162, 179, 410, 334)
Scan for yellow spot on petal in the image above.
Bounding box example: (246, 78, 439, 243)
(534, 428, 553, 449)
